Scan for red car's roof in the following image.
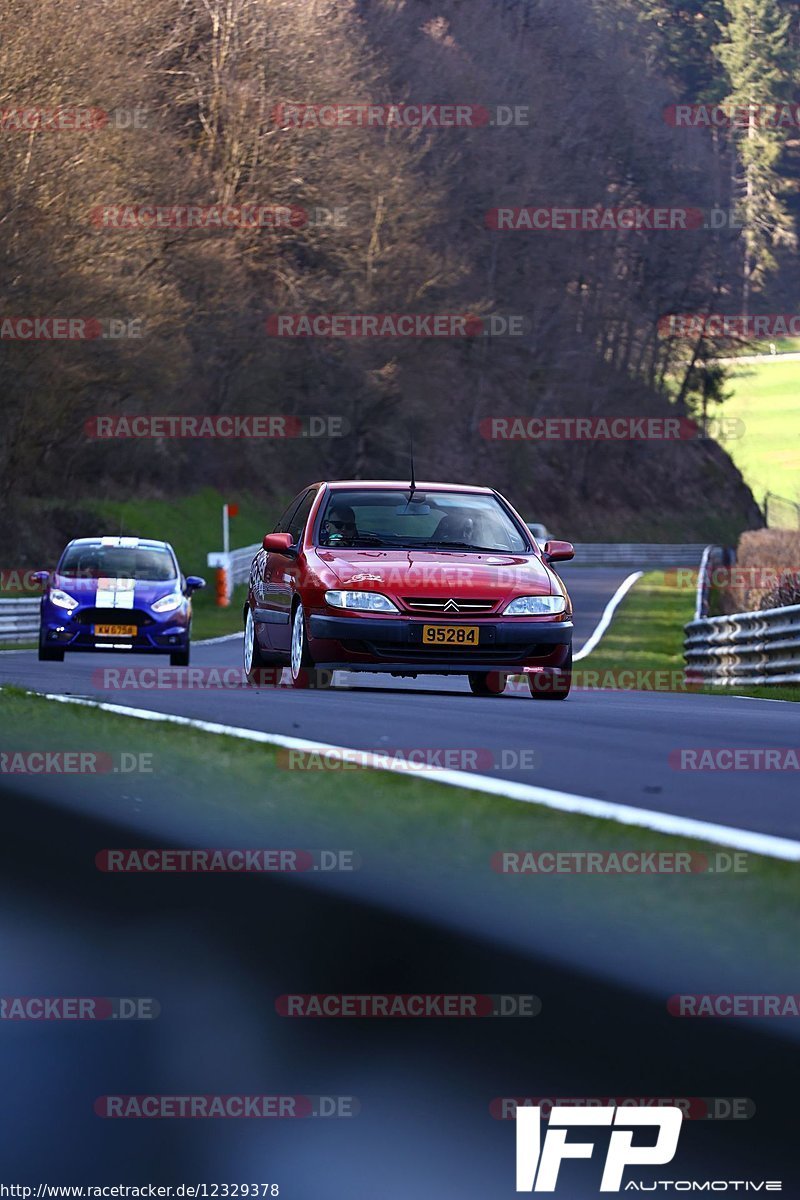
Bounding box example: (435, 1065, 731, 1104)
(321, 480, 495, 493)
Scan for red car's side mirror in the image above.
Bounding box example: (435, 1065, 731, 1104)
(263, 532, 294, 554)
(543, 540, 574, 563)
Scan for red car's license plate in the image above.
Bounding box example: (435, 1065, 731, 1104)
(421, 625, 480, 646)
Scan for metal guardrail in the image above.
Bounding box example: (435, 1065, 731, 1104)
(694, 545, 716, 621)
(0, 597, 40, 643)
(228, 543, 261, 584)
(568, 543, 707, 567)
(693, 544, 738, 620)
(684, 602, 800, 686)
(208, 543, 260, 590)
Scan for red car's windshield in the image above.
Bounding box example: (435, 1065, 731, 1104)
(318, 490, 529, 552)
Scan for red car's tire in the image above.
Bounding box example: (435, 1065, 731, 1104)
(291, 668, 334, 690)
(290, 602, 333, 689)
(527, 647, 572, 701)
(468, 671, 507, 696)
(244, 607, 284, 686)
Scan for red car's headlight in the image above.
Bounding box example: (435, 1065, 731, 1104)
(325, 590, 399, 613)
(503, 595, 566, 616)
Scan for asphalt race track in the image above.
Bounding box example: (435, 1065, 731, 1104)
(1, 566, 796, 841)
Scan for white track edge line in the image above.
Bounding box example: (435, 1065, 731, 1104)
(29, 690, 800, 863)
(573, 571, 643, 660)
(194, 631, 244, 646)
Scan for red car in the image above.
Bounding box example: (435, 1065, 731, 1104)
(243, 480, 574, 698)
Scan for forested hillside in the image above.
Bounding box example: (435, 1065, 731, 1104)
(2, 0, 797, 548)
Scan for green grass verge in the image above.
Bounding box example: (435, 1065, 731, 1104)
(91, 488, 276, 575)
(579, 570, 799, 701)
(577, 574, 690, 681)
(0, 686, 797, 979)
(191, 584, 247, 639)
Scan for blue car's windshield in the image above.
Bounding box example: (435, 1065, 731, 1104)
(318, 490, 529, 552)
(59, 545, 178, 582)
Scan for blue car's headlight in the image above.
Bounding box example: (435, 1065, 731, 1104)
(325, 590, 399, 613)
(49, 588, 79, 612)
(151, 592, 185, 613)
(504, 595, 566, 616)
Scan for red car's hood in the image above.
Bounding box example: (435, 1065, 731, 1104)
(316, 548, 555, 597)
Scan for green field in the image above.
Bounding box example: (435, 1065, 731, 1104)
(721, 355, 800, 503)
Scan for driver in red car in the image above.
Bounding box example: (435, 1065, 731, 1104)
(322, 504, 359, 546)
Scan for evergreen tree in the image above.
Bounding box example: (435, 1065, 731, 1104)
(714, 0, 796, 311)
(627, 0, 728, 97)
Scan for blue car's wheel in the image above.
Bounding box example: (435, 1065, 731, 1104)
(38, 629, 64, 662)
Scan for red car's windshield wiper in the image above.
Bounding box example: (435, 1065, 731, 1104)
(333, 532, 395, 546)
(421, 541, 513, 553)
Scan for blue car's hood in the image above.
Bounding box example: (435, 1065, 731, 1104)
(53, 575, 178, 609)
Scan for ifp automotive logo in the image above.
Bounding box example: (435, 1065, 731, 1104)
(514, 1105, 782, 1192)
(516, 1105, 682, 1192)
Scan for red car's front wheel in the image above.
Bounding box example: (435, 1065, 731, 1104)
(290, 602, 332, 689)
(243, 607, 282, 687)
(468, 672, 507, 697)
(527, 647, 572, 701)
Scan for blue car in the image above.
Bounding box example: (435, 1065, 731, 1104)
(34, 537, 206, 665)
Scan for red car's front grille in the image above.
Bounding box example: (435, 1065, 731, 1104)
(402, 597, 497, 614)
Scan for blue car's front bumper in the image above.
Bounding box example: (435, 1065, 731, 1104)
(39, 599, 190, 654)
